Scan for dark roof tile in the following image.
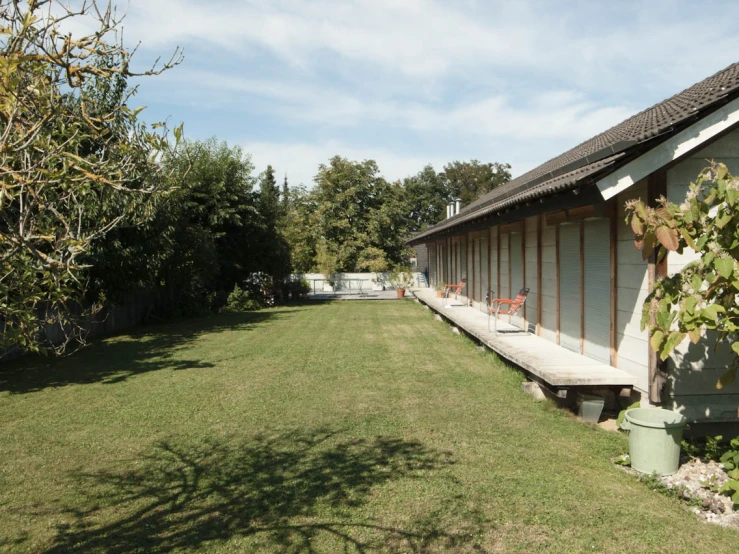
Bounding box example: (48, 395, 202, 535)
(411, 62, 739, 243)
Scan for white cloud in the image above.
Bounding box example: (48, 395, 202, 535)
(112, 0, 739, 200)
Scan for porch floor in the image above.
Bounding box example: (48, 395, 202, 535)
(413, 288, 637, 388)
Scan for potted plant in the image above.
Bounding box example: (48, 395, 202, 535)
(435, 283, 444, 298)
(389, 267, 413, 298)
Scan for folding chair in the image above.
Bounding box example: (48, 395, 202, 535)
(487, 287, 530, 336)
(442, 278, 467, 306)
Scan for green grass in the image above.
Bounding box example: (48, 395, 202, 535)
(0, 300, 735, 553)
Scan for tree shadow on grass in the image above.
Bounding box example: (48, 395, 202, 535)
(0, 309, 304, 395)
(47, 428, 488, 553)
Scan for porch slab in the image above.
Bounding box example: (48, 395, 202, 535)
(413, 289, 637, 388)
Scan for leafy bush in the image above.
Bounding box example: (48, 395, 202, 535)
(226, 285, 263, 312)
(718, 437, 739, 507)
(389, 267, 414, 290)
(625, 162, 739, 390)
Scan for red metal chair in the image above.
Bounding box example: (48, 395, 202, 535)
(487, 287, 530, 336)
(442, 278, 467, 306)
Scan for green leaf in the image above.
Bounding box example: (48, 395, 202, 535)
(660, 331, 686, 361)
(640, 301, 651, 332)
(678, 228, 698, 251)
(714, 258, 734, 279)
(650, 330, 665, 354)
(691, 274, 703, 292)
(684, 296, 697, 314)
(732, 342, 739, 356)
(642, 234, 657, 260)
(703, 304, 725, 321)
(716, 211, 732, 229)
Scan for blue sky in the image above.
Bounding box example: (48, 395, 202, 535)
(96, 0, 739, 187)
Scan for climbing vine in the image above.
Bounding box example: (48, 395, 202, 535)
(626, 162, 739, 389)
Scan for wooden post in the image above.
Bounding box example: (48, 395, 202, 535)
(470, 232, 475, 304)
(647, 170, 668, 403)
(497, 229, 501, 302)
(537, 215, 543, 336)
(522, 219, 527, 331)
(488, 227, 492, 303)
(555, 225, 561, 345)
(610, 201, 618, 367)
(508, 232, 513, 322)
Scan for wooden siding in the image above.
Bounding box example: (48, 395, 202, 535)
(540, 217, 558, 343)
(510, 232, 524, 328)
(558, 223, 582, 353)
(524, 216, 539, 334)
(480, 235, 489, 311)
(616, 180, 650, 392)
(664, 128, 739, 421)
(499, 231, 510, 301)
(583, 218, 612, 364)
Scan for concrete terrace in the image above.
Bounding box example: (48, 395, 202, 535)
(413, 288, 637, 390)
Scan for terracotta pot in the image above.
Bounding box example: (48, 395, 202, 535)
(436, 290, 443, 298)
(396, 289, 406, 298)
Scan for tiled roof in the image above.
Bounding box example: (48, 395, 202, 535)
(410, 62, 739, 243)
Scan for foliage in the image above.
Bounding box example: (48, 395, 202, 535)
(616, 401, 640, 429)
(389, 267, 414, 290)
(402, 164, 449, 232)
(625, 162, 739, 389)
(281, 184, 317, 273)
(315, 240, 338, 284)
(718, 437, 739, 507)
(439, 160, 512, 207)
(256, 164, 291, 283)
(153, 139, 263, 309)
(280, 157, 510, 274)
(356, 246, 389, 273)
(226, 285, 263, 312)
(311, 156, 411, 272)
(0, 0, 183, 354)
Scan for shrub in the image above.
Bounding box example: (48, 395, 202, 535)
(226, 285, 263, 312)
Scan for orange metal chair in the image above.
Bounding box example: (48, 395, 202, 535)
(487, 287, 530, 335)
(442, 278, 467, 306)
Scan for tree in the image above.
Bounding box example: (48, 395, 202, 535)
(439, 160, 511, 207)
(0, 0, 182, 353)
(402, 165, 450, 231)
(626, 162, 739, 390)
(281, 174, 289, 211)
(256, 164, 291, 284)
(312, 156, 411, 272)
(156, 139, 262, 307)
(281, 184, 318, 273)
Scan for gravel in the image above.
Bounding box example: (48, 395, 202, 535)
(616, 456, 739, 529)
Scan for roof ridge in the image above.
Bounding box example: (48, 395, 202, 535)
(413, 61, 739, 243)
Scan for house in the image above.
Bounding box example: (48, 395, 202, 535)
(407, 62, 739, 425)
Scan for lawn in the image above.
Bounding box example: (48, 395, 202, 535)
(0, 300, 735, 553)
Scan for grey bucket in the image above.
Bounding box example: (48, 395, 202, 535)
(621, 408, 687, 475)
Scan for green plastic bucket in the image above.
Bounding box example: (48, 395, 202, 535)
(622, 408, 687, 475)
